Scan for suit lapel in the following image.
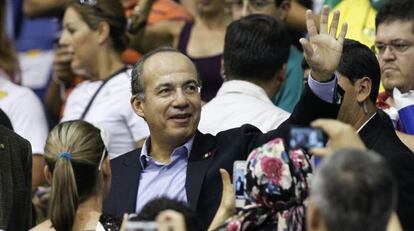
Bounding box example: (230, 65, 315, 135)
(0, 134, 12, 228)
(186, 131, 216, 210)
(118, 150, 142, 213)
(358, 111, 387, 150)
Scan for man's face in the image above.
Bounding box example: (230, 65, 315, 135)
(375, 20, 414, 93)
(230, 0, 289, 21)
(132, 52, 202, 145)
(337, 75, 360, 125)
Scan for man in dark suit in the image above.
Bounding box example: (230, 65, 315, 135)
(104, 8, 348, 229)
(333, 39, 414, 230)
(0, 125, 32, 231)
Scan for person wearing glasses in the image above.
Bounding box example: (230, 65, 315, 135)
(374, 0, 414, 152)
(330, 38, 414, 230)
(58, 0, 149, 159)
(31, 120, 118, 231)
(103, 7, 348, 230)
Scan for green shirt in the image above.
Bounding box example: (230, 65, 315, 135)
(272, 46, 304, 113)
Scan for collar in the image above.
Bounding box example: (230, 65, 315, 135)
(216, 80, 272, 104)
(357, 112, 377, 133)
(139, 136, 195, 168)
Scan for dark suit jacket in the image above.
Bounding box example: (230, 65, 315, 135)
(0, 125, 32, 231)
(359, 110, 414, 231)
(103, 86, 340, 229)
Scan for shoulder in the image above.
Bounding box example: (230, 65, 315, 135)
(30, 219, 54, 231)
(2, 81, 40, 102)
(110, 148, 141, 166)
(0, 125, 30, 145)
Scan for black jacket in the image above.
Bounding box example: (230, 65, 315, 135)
(103, 86, 340, 229)
(359, 110, 414, 230)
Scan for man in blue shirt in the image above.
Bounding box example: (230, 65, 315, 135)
(104, 7, 347, 229)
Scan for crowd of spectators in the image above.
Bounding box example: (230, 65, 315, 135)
(1, 0, 413, 230)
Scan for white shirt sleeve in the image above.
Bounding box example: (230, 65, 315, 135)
(11, 89, 48, 155)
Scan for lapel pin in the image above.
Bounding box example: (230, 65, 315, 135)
(203, 151, 212, 159)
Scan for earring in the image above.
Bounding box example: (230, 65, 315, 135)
(363, 101, 368, 114)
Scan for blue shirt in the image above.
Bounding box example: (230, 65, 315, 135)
(135, 137, 194, 213)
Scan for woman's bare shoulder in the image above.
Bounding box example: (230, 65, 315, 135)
(31, 219, 54, 231)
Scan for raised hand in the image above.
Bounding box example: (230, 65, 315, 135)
(300, 6, 348, 82)
(208, 169, 235, 231)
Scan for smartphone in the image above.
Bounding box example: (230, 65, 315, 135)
(233, 160, 247, 208)
(289, 127, 326, 151)
(124, 214, 157, 231)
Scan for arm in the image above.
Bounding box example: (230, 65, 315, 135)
(45, 45, 75, 121)
(127, 0, 183, 53)
(32, 155, 46, 195)
(23, 0, 68, 17)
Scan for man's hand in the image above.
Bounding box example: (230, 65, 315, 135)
(310, 119, 366, 157)
(208, 169, 235, 231)
(299, 6, 348, 82)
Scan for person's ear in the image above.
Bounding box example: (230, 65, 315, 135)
(44, 165, 52, 185)
(356, 77, 372, 103)
(102, 156, 111, 181)
(131, 95, 145, 119)
(97, 21, 110, 45)
(275, 63, 287, 83)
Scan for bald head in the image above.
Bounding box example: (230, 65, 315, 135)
(131, 47, 199, 98)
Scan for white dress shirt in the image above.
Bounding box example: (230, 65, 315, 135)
(199, 80, 290, 135)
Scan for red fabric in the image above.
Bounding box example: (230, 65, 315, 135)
(377, 91, 391, 110)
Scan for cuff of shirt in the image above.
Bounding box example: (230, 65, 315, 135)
(308, 73, 338, 103)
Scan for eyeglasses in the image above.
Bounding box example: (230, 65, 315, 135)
(372, 40, 413, 56)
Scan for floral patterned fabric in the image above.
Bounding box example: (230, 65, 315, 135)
(219, 138, 313, 231)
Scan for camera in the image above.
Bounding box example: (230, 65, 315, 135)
(233, 160, 247, 208)
(289, 126, 326, 151)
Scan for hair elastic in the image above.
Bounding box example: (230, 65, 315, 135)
(58, 151, 73, 160)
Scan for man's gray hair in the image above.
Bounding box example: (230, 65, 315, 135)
(311, 149, 397, 231)
(131, 47, 201, 99)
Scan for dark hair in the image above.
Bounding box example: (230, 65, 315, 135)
(337, 39, 380, 103)
(131, 47, 200, 97)
(70, 0, 128, 52)
(223, 14, 290, 82)
(44, 120, 106, 231)
(0, 0, 20, 80)
(375, 0, 414, 32)
(311, 149, 397, 231)
(136, 197, 202, 231)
